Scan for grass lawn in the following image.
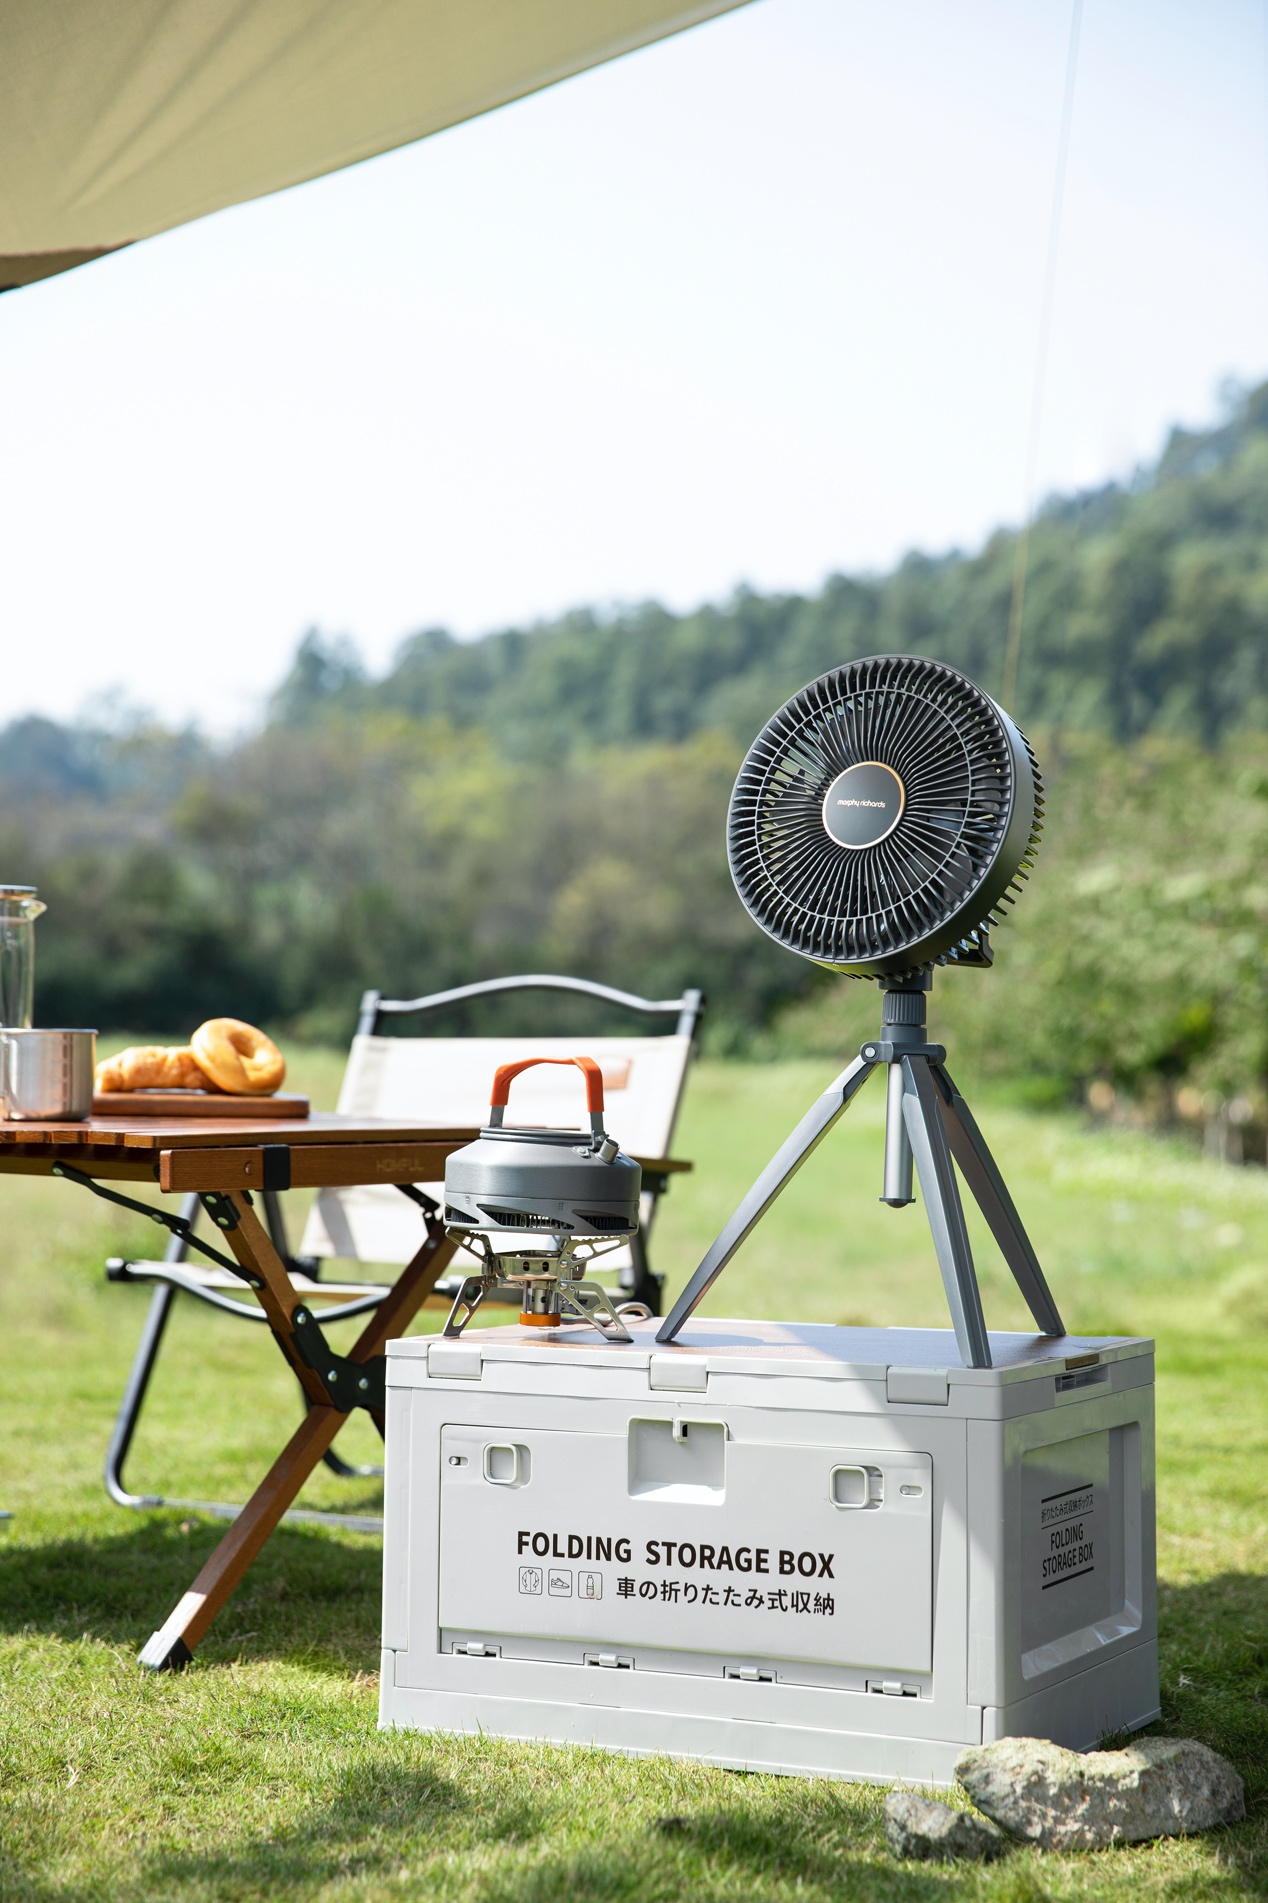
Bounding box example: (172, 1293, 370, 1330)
(2, 1050, 1268, 1898)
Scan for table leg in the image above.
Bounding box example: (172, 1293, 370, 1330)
(220, 1197, 332, 1406)
(138, 1218, 457, 1671)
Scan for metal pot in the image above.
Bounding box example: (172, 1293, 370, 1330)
(1, 1028, 96, 1120)
(444, 1055, 641, 1238)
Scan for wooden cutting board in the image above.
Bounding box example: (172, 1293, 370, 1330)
(91, 1090, 311, 1118)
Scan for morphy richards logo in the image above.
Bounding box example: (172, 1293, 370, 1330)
(837, 798, 887, 808)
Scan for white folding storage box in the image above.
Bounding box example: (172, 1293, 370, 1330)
(379, 1319, 1158, 1785)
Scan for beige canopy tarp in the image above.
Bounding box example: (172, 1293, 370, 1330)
(0, 0, 746, 291)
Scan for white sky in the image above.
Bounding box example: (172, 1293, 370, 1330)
(2, 0, 1267, 733)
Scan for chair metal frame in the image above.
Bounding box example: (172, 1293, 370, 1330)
(104, 972, 704, 1519)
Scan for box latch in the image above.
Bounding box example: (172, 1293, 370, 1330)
(649, 1355, 708, 1392)
(886, 1366, 949, 1406)
(427, 1344, 483, 1381)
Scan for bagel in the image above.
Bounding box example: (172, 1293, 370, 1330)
(190, 1018, 286, 1096)
(95, 1045, 210, 1093)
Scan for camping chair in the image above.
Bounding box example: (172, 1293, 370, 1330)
(103, 973, 703, 1524)
(301, 974, 704, 1314)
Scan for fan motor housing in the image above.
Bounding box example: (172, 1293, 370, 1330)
(728, 654, 1043, 977)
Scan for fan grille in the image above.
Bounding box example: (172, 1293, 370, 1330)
(728, 655, 1041, 974)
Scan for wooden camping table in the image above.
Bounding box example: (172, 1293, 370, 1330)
(0, 1110, 688, 1670)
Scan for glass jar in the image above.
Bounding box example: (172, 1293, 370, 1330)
(0, 886, 47, 1029)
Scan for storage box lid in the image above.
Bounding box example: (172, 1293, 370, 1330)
(394, 1317, 1151, 1389)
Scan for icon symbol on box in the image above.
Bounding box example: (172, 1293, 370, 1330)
(578, 1571, 603, 1600)
(518, 1566, 543, 1595)
(548, 1569, 573, 1596)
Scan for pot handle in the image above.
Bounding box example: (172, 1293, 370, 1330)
(488, 1055, 605, 1134)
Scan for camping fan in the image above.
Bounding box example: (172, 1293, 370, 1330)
(658, 655, 1066, 1368)
(728, 652, 1043, 977)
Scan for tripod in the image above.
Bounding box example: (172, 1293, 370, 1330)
(656, 974, 1064, 1367)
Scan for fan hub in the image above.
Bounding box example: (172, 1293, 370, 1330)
(821, 761, 905, 849)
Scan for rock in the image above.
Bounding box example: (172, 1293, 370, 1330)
(883, 1791, 1005, 1862)
(955, 1736, 1245, 1850)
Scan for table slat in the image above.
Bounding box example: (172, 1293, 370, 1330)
(0, 1113, 477, 1150)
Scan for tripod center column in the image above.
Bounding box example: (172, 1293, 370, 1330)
(877, 979, 928, 1209)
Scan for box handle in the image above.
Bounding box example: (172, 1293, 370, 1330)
(829, 1463, 883, 1509)
(483, 1443, 527, 1486)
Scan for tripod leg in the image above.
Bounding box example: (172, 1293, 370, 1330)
(901, 1057, 991, 1368)
(932, 1067, 1066, 1338)
(656, 1054, 876, 1343)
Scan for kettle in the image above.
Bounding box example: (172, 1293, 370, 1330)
(444, 1055, 641, 1240)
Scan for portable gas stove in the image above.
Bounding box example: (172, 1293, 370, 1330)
(439, 1055, 642, 1344)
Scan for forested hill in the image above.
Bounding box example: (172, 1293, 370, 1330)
(271, 381, 1268, 749)
(5, 384, 1268, 1107)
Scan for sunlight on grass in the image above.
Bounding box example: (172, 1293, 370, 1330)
(1, 1052, 1266, 1898)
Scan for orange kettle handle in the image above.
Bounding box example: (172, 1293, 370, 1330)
(489, 1054, 604, 1116)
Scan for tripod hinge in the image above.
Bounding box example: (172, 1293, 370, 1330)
(860, 1040, 946, 1064)
(289, 1305, 385, 1411)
